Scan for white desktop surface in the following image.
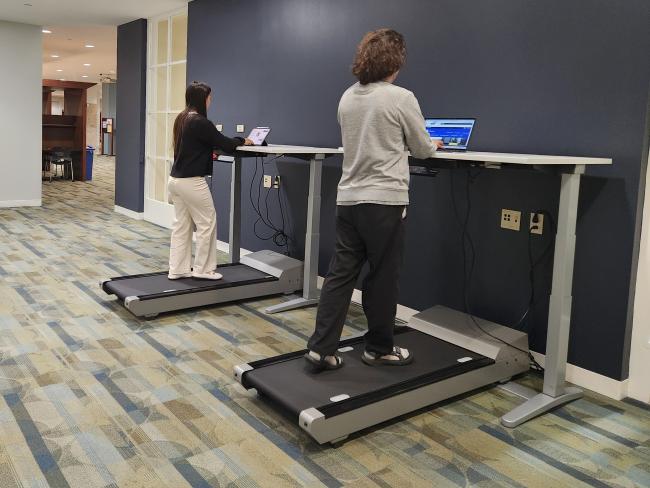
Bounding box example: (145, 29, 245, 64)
(430, 150, 612, 166)
(236, 144, 343, 155)
(235, 144, 612, 166)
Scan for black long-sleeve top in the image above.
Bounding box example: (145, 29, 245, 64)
(170, 114, 243, 178)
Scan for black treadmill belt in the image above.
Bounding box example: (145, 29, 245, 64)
(243, 328, 493, 418)
(103, 264, 277, 301)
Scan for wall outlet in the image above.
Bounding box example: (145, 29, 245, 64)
(215, 124, 223, 132)
(263, 175, 272, 188)
(273, 175, 281, 189)
(236, 124, 245, 133)
(530, 213, 544, 235)
(501, 209, 521, 231)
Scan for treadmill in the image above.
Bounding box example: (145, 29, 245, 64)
(235, 305, 529, 444)
(101, 250, 302, 318)
(101, 148, 305, 318)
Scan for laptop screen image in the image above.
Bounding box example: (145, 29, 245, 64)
(425, 118, 476, 151)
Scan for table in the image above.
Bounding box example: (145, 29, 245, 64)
(226, 144, 342, 313)
(422, 150, 612, 426)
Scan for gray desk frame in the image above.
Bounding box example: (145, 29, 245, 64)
(226, 145, 341, 314)
(422, 151, 611, 427)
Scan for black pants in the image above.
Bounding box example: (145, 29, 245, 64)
(307, 204, 406, 356)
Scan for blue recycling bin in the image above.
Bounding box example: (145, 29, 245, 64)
(86, 146, 95, 181)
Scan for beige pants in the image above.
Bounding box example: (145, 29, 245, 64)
(168, 176, 217, 275)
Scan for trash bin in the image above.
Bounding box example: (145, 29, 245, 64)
(86, 146, 95, 181)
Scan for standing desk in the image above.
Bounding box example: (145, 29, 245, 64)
(421, 150, 612, 426)
(227, 145, 342, 314)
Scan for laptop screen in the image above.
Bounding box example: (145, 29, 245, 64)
(425, 118, 476, 150)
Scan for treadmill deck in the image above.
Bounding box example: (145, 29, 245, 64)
(242, 327, 494, 419)
(103, 263, 277, 301)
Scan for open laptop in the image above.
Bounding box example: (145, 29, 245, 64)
(425, 118, 476, 151)
(247, 126, 271, 146)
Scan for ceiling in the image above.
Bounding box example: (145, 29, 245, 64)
(1, 0, 189, 26)
(42, 26, 116, 83)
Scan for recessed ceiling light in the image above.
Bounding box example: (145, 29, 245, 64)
(51, 54, 60, 58)
(59, 78, 65, 81)
(82, 75, 88, 78)
(56, 69, 63, 72)
(83, 63, 91, 66)
(42, 29, 52, 34)
(85, 44, 95, 48)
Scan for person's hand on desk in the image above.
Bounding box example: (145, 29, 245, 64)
(433, 140, 444, 149)
(243, 138, 254, 146)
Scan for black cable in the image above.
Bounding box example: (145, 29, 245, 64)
(450, 167, 544, 373)
(248, 155, 292, 254)
(512, 210, 556, 330)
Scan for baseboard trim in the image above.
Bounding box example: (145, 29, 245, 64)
(0, 199, 41, 208)
(114, 205, 144, 220)
(528, 351, 629, 400)
(216, 239, 253, 256)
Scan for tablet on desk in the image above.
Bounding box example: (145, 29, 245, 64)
(247, 127, 271, 145)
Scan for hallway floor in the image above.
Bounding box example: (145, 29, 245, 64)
(0, 155, 648, 487)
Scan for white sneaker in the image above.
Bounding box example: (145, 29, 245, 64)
(191, 271, 223, 280)
(168, 272, 192, 280)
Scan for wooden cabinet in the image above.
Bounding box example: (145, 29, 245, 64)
(42, 80, 96, 181)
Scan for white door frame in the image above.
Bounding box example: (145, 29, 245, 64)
(143, 7, 187, 229)
(630, 146, 650, 403)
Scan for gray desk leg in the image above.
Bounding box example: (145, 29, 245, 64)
(266, 156, 322, 313)
(228, 156, 242, 265)
(501, 169, 584, 427)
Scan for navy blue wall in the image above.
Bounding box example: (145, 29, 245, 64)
(116, 19, 147, 213)
(187, 0, 650, 379)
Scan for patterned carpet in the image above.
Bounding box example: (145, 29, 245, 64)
(0, 155, 648, 487)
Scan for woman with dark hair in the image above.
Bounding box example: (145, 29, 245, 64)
(305, 29, 443, 371)
(168, 81, 253, 280)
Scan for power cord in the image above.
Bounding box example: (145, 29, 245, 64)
(249, 155, 292, 254)
(511, 210, 556, 330)
(450, 167, 545, 374)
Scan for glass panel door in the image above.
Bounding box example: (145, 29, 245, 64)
(144, 8, 187, 228)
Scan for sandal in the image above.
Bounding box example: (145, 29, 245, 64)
(362, 346, 413, 366)
(304, 350, 343, 373)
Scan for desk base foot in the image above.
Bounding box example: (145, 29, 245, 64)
(500, 384, 582, 428)
(265, 296, 319, 314)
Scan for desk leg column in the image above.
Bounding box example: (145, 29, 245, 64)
(266, 156, 322, 313)
(501, 170, 583, 427)
(228, 156, 242, 264)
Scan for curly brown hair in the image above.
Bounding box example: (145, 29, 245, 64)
(352, 29, 407, 85)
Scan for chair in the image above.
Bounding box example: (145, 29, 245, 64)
(42, 151, 53, 182)
(49, 148, 74, 181)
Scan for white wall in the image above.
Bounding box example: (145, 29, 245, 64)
(630, 147, 650, 403)
(0, 21, 42, 207)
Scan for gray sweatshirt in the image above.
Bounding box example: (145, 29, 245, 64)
(337, 81, 438, 205)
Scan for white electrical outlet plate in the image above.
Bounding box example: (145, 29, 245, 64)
(263, 175, 272, 188)
(216, 124, 223, 131)
(501, 209, 521, 231)
(236, 124, 245, 133)
(530, 213, 544, 235)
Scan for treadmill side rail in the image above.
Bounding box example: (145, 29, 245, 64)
(234, 363, 254, 384)
(301, 359, 526, 444)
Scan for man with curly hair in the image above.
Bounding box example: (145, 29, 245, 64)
(305, 29, 442, 372)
